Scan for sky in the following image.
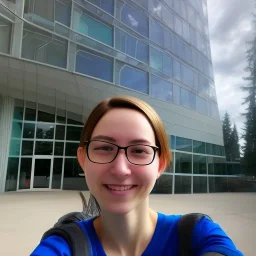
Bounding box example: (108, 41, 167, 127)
(207, 0, 255, 148)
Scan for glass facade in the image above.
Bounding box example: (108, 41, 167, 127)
(1, 0, 247, 194)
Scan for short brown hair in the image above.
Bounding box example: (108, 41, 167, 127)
(79, 95, 172, 167)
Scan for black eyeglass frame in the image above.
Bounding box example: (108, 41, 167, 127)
(84, 140, 159, 166)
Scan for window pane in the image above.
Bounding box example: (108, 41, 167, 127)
(55, 0, 71, 27)
(182, 65, 194, 88)
(193, 140, 206, 154)
(5, 158, 19, 192)
(66, 126, 83, 141)
(152, 174, 172, 194)
(136, 41, 149, 63)
(11, 122, 22, 139)
(209, 177, 228, 193)
(52, 158, 63, 189)
(120, 65, 148, 94)
(150, 19, 164, 47)
(13, 99, 24, 120)
(121, 4, 148, 37)
(190, 92, 196, 110)
(54, 142, 64, 156)
(56, 125, 65, 140)
(76, 51, 113, 82)
(175, 175, 191, 194)
(150, 47, 163, 71)
(67, 112, 83, 125)
(65, 142, 79, 156)
(9, 139, 21, 156)
(193, 176, 207, 193)
(73, 10, 113, 46)
(176, 137, 192, 152)
(36, 123, 54, 139)
(175, 152, 192, 174)
(35, 141, 53, 155)
(173, 59, 181, 81)
(181, 88, 190, 108)
(37, 104, 55, 122)
(163, 55, 172, 77)
(174, 16, 182, 36)
(25, 102, 36, 121)
(151, 75, 172, 102)
(0, 18, 11, 54)
(182, 21, 189, 42)
(170, 135, 176, 150)
(22, 141, 34, 155)
(164, 30, 172, 52)
(23, 123, 35, 138)
(193, 155, 207, 174)
(87, 0, 114, 15)
(22, 28, 67, 68)
(19, 158, 32, 189)
(173, 84, 180, 104)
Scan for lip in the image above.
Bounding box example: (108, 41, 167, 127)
(104, 184, 137, 196)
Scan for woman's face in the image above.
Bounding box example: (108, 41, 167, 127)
(77, 108, 165, 215)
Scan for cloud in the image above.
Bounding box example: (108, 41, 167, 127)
(208, 0, 255, 148)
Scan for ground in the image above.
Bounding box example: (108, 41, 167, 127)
(0, 191, 254, 255)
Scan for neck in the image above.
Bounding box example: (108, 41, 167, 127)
(93, 199, 158, 256)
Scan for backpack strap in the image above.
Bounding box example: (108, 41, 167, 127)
(178, 213, 212, 256)
(42, 222, 91, 256)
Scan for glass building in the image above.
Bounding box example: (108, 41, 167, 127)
(0, 0, 247, 194)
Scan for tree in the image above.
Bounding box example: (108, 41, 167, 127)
(242, 13, 256, 176)
(230, 124, 240, 162)
(222, 112, 232, 161)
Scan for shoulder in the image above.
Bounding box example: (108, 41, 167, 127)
(192, 216, 244, 256)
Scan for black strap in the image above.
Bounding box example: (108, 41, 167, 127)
(42, 222, 91, 256)
(178, 213, 212, 256)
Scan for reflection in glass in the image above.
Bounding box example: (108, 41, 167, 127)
(52, 158, 63, 189)
(38, 104, 55, 122)
(173, 84, 180, 104)
(66, 126, 83, 141)
(67, 112, 83, 125)
(54, 142, 64, 156)
(11, 122, 22, 138)
(173, 59, 181, 81)
(169, 135, 176, 150)
(13, 99, 24, 120)
(35, 141, 53, 155)
(5, 158, 19, 192)
(87, 0, 114, 15)
(36, 123, 54, 139)
(151, 75, 172, 102)
(176, 137, 192, 152)
(76, 50, 113, 82)
(0, 17, 12, 54)
(63, 158, 88, 190)
(33, 159, 51, 188)
(19, 158, 32, 189)
(57, 108, 66, 123)
(152, 174, 172, 194)
(163, 55, 172, 77)
(22, 141, 34, 155)
(193, 140, 206, 154)
(175, 175, 191, 194)
(209, 177, 228, 193)
(55, 0, 71, 27)
(65, 142, 79, 156)
(25, 102, 36, 121)
(9, 139, 21, 156)
(150, 47, 163, 72)
(193, 176, 207, 193)
(150, 19, 164, 47)
(23, 123, 35, 138)
(193, 155, 207, 174)
(175, 152, 192, 174)
(56, 125, 65, 140)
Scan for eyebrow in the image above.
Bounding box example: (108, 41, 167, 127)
(91, 135, 152, 145)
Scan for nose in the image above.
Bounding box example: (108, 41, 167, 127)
(110, 149, 131, 177)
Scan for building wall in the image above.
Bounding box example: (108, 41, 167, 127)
(0, 0, 246, 194)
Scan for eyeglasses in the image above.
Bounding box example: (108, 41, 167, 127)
(84, 140, 159, 166)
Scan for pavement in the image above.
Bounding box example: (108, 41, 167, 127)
(0, 191, 255, 256)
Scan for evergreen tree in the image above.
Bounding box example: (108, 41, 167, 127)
(222, 112, 232, 161)
(230, 124, 240, 162)
(242, 13, 256, 175)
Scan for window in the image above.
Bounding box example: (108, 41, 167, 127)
(87, 0, 114, 15)
(150, 19, 164, 47)
(121, 4, 148, 37)
(173, 59, 181, 81)
(151, 75, 173, 102)
(120, 65, 148, 94)
(115, 28, 148, 63)
(181, 88, 190, 108)
(150, 47, 163, 72)
(0, 18, 12, 54)
(73, 10, 113, 46)
(189, 92, 196, 110)
(153, 175, 172, 194)
(22, 27, 67, 68)
(193, 156, 207, 174)
(170, 135, 176, 150)
(185, 45, 193, 65)
(174, 16, 182, 37)
(193, 140, 206, 154)
(187, 4, 196, 27)
(173, 84, 180, 104)
(175, 153, 192, 174)
(193, 176, 207, 193)
(182, 21, 189, 42)
(182, 65, 194, 88)
(175, 176, 191, 194)
(149, 0, 163, 20)
(163, 55, 173, 77)
(55, 0, 71, 27)
(180, 0, 187, 20)
(193, 72, 199, 90)
(176, 137, 192, 152)
(76, 50, 113, 82)
(164, 30, 172, 52)
(196, 96, 207, 114)
(190, 27, 197, 47)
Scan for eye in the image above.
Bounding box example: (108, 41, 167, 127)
(95, 146, 114, 151)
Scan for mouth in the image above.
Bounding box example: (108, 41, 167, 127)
(104, 185, 136, 191)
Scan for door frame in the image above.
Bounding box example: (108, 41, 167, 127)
(31, 155, 53, 190)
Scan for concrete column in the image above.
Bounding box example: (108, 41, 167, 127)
(11, 0, 25, 58)
(0, 96, 14, 193)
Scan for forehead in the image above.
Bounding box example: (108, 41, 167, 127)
(91, 108, 155, 142)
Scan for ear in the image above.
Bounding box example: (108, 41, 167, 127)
(77, 147, 87, 173)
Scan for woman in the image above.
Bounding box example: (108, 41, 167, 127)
(31, 96, 243, 256)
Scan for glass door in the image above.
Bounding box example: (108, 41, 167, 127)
(31, 157, 53, 189)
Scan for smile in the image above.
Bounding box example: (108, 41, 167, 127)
(105, 185, 135, 191)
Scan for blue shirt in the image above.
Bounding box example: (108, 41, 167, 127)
(31, 213, 243, 256)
